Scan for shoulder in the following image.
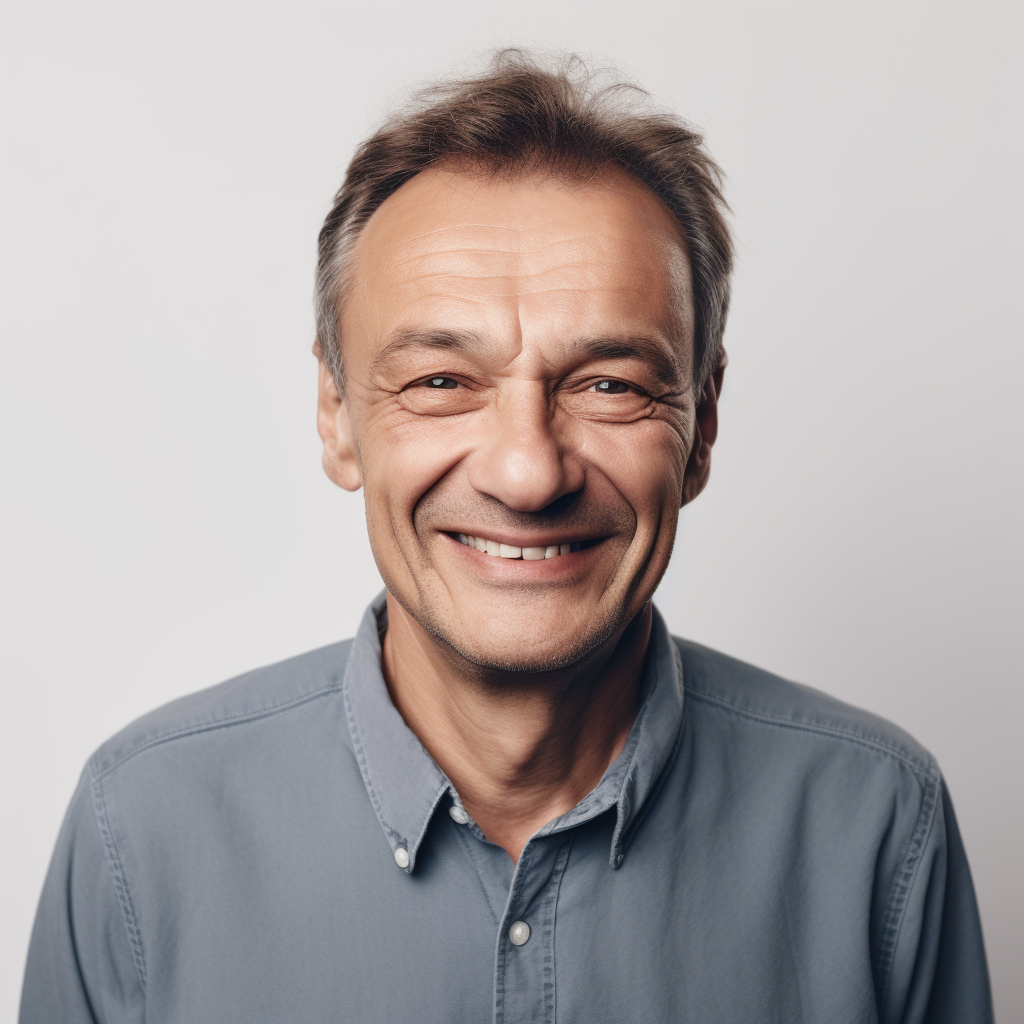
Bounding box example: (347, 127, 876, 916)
(673, 636, 937, 783)
(670, 640, 981, 1014)
(87, 639, 355, 779)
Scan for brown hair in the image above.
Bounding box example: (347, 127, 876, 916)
(315, 49, 732, 394)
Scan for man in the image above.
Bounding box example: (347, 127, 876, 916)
(21, 50, 991, 1023)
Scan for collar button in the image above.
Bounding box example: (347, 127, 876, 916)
(449, 804, 470, 824)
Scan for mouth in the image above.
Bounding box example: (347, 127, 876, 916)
(446, 531, 605, 560)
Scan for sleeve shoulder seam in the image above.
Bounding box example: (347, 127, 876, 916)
(89, 767, 148, 992)
(875, 769, 942, 1008)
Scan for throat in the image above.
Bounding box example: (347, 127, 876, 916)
(380, 594, 652, 862)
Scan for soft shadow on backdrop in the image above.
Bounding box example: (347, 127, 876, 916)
(1, 0, 1020, 1018)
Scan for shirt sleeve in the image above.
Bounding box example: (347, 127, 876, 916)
(19, 769, 145, 1024)
(886, 775, 993, 1024)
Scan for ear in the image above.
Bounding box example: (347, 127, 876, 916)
(316, 353, 363, 491)
(681, 348, 726, 506)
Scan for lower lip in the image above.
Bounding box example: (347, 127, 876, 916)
(443, 533, 607, 580)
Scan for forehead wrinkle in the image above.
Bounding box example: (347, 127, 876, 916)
(391, 229, 656, 259)
(431, 282, 670, 304)
(388, 234, 529, 262)
(388, 254, 669, 291)
(379, 205, 660, 254)
(387, 239, 602, 273)
(393, 221, 576, 241)
(387, 239, 682, 297)
(362, 162, 691, 270)
(351, 164, 695, 378)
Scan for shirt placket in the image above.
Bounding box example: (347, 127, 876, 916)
(493, 834, 574, 1024)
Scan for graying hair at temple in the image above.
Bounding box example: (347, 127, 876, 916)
(313, 48, 733, 395)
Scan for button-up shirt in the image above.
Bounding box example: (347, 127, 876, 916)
(21, 595, 992, 1022)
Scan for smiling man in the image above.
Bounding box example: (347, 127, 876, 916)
(21, 51, 992, 1024)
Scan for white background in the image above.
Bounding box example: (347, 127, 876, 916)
(2, 0, 1020, 1018)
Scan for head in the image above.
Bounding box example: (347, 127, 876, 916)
(315, 50, 732, 675)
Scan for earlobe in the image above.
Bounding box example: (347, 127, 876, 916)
(681, 437, 712, 506)
(316, 357, 363, 492)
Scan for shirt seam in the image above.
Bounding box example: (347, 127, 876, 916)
(615, 637, 686, 862)
(89, 769, 148, 992)
(605, 677, 656, 856)
(687, 686, 941, 1014)
(408, 782, 450, 866)
(342, 663, 402, 848)
(495, 841, 536, 1024)
(684, 686, 937, 779)
(876, 770, 941, 1009)
(619, 704, 685, 859)
(545, 834, 575, 1024)
(91, 681, 346, 782)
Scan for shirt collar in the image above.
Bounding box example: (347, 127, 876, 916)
(343, 592, 685, 873)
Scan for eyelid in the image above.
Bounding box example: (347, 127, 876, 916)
(405, 373, 467, 389)
(566, 374, 648, 395)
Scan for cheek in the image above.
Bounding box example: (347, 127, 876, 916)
(580, 419, 690, 524)
(357, 400, 476, 519)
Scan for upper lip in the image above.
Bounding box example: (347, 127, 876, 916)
(443, 528, 608, 548)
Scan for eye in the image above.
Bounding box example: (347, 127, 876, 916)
(399, 373, 480, 416)
(589, 379, 631, 394)
(559, 376, 652, 421)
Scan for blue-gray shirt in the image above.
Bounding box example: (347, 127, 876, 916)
(21, 596, 992, 1022)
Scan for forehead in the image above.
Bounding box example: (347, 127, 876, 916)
(342, 162, 693, 364)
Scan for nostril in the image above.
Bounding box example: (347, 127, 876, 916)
(536, 491, 585, 517)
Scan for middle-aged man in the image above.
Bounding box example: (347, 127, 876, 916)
(21, 50, 992, 1023)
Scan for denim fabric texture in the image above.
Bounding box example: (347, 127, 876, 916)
(20, 594, 992, 1023)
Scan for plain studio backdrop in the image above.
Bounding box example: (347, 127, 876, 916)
(2, 0, 1020, 1018)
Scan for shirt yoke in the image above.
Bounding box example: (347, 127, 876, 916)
(85, 631, 939, 791)
(88, 639, 354, 780)
(674, 637, 938, 782)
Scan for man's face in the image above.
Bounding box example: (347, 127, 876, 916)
(321, 163, 708, 672)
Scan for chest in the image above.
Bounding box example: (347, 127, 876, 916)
(136, 802, 880, 1024)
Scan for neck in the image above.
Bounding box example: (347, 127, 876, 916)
(381, 595, 652, 863)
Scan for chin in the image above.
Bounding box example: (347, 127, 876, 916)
(421, 601, 626, 677)
(441, 634, 601, 675)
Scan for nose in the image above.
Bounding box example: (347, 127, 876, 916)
(466, 384, 583, 512)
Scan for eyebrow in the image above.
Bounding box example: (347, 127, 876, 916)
(371, 328, 486, 370)
(564, 336, 685, 389)
(372, 327, 686, 389)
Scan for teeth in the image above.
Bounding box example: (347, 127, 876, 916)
(455, 534, 584, 559)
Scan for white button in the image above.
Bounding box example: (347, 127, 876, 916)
(508, 921, 530, 946)
(393, 847, 410, 869)
(449, 805, 470, 824)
